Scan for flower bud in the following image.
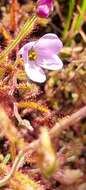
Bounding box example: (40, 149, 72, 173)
(37, 0, 53, 18)
(37, 5, 49, 18)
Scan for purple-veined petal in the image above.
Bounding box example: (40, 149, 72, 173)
(40, 33, 60, 40)
(18, 41, 36, 63)
(37, 54, 63, 70)
(35, 33, 63, 54)
(18, 41, 35, 55)
(25, 63, 46, 83)
(18, 33, 63, 83)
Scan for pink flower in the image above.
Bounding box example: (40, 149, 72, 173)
(37, 0, 53, 18)
(18, 33, 63, 83)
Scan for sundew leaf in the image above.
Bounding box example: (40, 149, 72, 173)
(15, 172, 43, 190)
(17, 101, 49, 113)
(3, 154, 11, 165)
(0, 67, 5, 79)
(37, 127, 57, 178)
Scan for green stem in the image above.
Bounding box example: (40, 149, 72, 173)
(74, 0, 86, 34)
(63, 0, 75, 40)
(0, 150, 23, 187)
(0, 15, 37, 61)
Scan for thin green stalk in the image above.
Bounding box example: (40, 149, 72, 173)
(74, 0, 86, 33)
(0, 15, 37, 61)
(0, 150, 23, 187)
(63, 0, 75, 40)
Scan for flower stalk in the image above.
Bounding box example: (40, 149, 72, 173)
(73, 0, 86, 34)
(0, 15, 37, 61)
(63, 0, 75, 40)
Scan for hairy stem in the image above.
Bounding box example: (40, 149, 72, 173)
(0, 15, 37, 61)
(0, 150, 23, 187)
(50, 105, 86, 137)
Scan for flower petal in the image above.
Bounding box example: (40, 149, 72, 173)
(38, 54, 63, 70)
(40, 33, 60, 40)
(25, 63, 46, 83)
(18, 41, 36, 63)
(35, 33, 63, 54)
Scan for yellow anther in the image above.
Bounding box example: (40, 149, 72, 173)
(28, 49, 37, 61)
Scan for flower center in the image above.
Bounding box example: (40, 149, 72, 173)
(28, 49, 37, 61)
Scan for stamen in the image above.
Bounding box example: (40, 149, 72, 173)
(28, 49, 37, 61)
